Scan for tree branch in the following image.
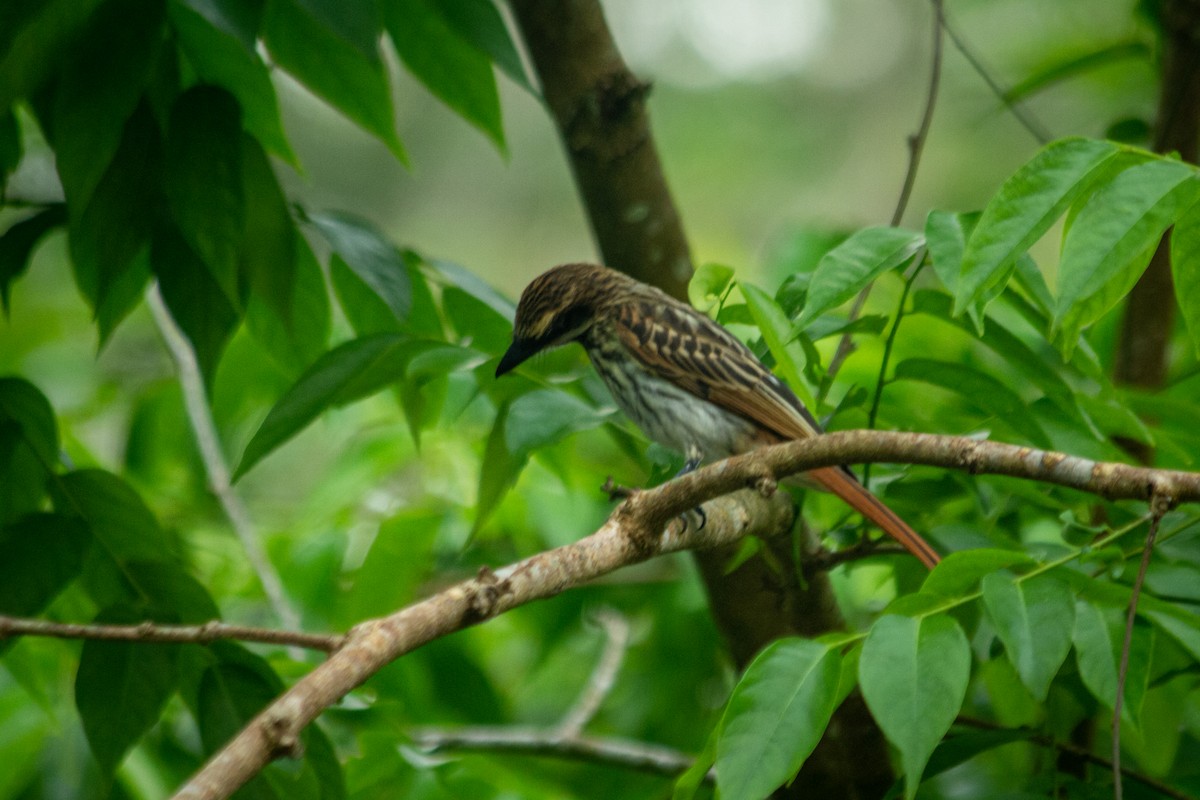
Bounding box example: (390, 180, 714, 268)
(171, 431, 1200, 798)
(0, 615, 341, 652)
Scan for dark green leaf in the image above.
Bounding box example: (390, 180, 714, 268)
(429, 0, 534, 92)
(76, 606, 179, 775)
(859, 614, 970, 800)
(0, 109, 20, 187)
(1055, 158, 1199, 351)
(442, 286, 511, 351)
(293, 0, 381, 63)
(796, 226, 923, 326)
(892, 358, 1051, 446)
(68, 101, 161, 343)
(1172, 196, 1200, 356)
(152, 224, 240, 383)
(264, 0, 404, 161)
(504, 388, 609, 458)
(49, 0, 166, 214)
(0, 0, 102, 110)
(0, 513, 89, 615)
(673, 724, 717, 800)
(239, 134, 296, 326)
(716, 638, 842, 800)
(957, 138, 1122, 313)
(170, 0, 296, 164)
(474, 402, 524, 534)
(54, 470, 171, 563)
(0, 204, 65, 314)
(384, 0, 504, 148)
(308, 211, 411, 323)
(0, 377, 57, 523)
(428, 257, 514, 320)
(234, 334, 412, 478)
(165, 85, 246, 306)
(981, 572, 1075, 701)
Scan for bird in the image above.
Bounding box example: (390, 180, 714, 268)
(495, 263, 940, 569)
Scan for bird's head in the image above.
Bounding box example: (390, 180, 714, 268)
(496, 263, 618, 377)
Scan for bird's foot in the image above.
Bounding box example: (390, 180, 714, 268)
(601, 476, 638, 501)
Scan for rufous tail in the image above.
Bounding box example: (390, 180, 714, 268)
(810, 466, 940, 569)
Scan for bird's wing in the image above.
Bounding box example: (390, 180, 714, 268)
(613, 298, 823, 441)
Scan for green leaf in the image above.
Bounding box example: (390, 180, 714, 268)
(0, 204, 66, 315)
(240, 135, 297, 326)
(741, 282, 816, 411)
(428, 256, 515, 320)
(957, 138, 1122, 313)
(308, 211, 412, 323)
(505, 388, 609, 458)
(1004, 42, 1149, 104)
(673, 723, 716, 800)
(293, 0, 381, 63)
(688, 262, 735, 312)
(0, 513, 89, 616)
(0, 377, 58, 524)
(264, 0, 404, 161)
(165, 85, 246, 306)
(859, 614, 970, 800)
(924, 210, 979, 295)
(152, 224, 240, 384)
(235, 334, 412, 478)
(68, 101, 161, 344)
(1054, 158, 1199, 351)
(245, 231, 330, 374)
(0, 0, 103, 111)
(981, 572, 1075, 701)
(716, 638, 842, 800)
(797, 226, 923, 326)
(1073, 601, 1153, 726)
(384, 0, 504, 148)
(0, 108, 21, 189)
(75, 606, 179, 775)
(428, 0, 534, 93)
(892, 358, 1051, 446)
(1171, 196, 1200, 356)
(921, 548, 1036, 598)
(169, 0, 297, 165)
(54, 470, 171, 563)
(474, 402, 524, 534)
(49, 0, 165, 215)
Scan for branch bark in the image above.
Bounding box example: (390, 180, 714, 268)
(172, 431, 1200, 799)
(0, 616, 341, 652)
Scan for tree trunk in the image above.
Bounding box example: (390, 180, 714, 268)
(508, 2, 894, 796)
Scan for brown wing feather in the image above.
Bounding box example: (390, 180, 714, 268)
(613, 298, 823, 440)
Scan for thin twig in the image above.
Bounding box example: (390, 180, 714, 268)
(146, 287, 302, 636)
(940, 11, 1052, 144)
(1113, 499, 1168, 800)
(0, 615, 342, 652)
(410, 726, 710, 780)
(557, 609, 631, 738)
(957, 716, 1193, 800)
(825, 0, 945, 387)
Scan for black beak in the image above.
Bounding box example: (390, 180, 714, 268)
(496, 338, 539, 377)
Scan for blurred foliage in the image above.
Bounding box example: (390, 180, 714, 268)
(2, 1, 1200, 800)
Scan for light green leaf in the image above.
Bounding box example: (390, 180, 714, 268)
(797, 226, 923, 326)
(1073, 601, 1153, 727)
(716, 638, 842, 800)
(741, 282, 815, 411)
(0, 204, 65, 315)
(892, 358, 1050, 446)
(924, 210, 979, 295)
(688, 262, 735, 312)
(384, 0, 504, 148)
(505, 389, 609, 458)
(957, 138, 1122, 313)
(1054, 158, 1199, 351)
(981, 572, 1075, 701)
(1171, 196, 1200, 356)
(859, 614, 970, 800)
(234, 334, 412, 478)
(921, 548, 1036, 598)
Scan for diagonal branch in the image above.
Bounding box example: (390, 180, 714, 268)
(172, 431, 1200, 799)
